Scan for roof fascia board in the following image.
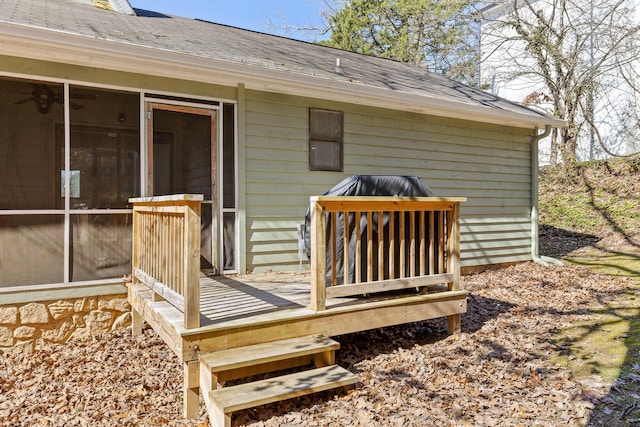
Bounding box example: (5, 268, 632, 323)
(0, 23, 566, 129)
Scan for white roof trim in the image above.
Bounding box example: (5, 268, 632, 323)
(0, 22, 566, 129)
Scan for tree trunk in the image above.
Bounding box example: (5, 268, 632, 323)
(560, 127, 578, 176)
(550, 128, 559, 166)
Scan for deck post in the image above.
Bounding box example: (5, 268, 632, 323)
(183, 200, 201, 329)
(446, 202, 462, 334)
(184, 360, 200, 419)
(310, 197, 326, 311)
(130, 205, 144, 336)
(447, 314, 462, 335)
(446, 203, 461, 292)
(131, 309, 143, 336)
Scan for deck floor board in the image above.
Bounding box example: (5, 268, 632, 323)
(129, 270, 466, 355)
(193, 272, 435, 328)
(197, 274, 308, 325)
(195, 272, 369, 326)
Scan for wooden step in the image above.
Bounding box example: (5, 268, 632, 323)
(200, 335, 340, 383)
(208, 364, 358, 427)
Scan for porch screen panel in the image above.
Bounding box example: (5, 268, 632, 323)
(68, 87, 140, 282)
(0, 215, 64, 287)
(70, 213, 132, 282)
(222, 103, 236, 271)
(222, 104, 235, 210)
(0, 77, 64, 286)
(223, 211, 235, 270)
(0, 79, 62, 209)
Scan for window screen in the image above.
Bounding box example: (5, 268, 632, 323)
(309, 109, 343, 171)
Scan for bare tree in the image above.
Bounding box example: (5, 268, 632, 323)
(263, 0, 333, 42)
(481, 0, 640, 166)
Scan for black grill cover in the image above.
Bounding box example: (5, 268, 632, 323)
(304, 175, 436, 286)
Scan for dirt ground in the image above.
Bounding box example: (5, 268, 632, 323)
(1, 260, 636, 427)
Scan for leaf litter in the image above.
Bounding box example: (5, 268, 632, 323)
(0, 262, 632, 426)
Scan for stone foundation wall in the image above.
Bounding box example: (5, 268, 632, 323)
(0, 294, 131, 354)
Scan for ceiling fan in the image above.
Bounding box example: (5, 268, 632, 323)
(13, 83, 96, 114)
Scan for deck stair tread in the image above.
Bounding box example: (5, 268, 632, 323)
(209, 364, 358, 413)
(200, 335, 358, 426)
(200, 335, 340, 372)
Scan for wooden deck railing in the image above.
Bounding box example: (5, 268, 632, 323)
(309, 196, 466, 311)
(129, 194, 464, 323)
(130, 194, 203, 329)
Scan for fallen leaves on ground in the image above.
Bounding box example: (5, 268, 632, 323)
(0, 262, 632, 426)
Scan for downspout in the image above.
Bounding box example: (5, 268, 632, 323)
(531, 125, 563, 266)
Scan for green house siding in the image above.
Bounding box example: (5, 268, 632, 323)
(243, 89, 534, 272)
(0, 56, 535, 276)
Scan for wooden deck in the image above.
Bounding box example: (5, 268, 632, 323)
(127, 194, 468, 426)
(129, 271, 467, 358)
(129, 271, 467, 424)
